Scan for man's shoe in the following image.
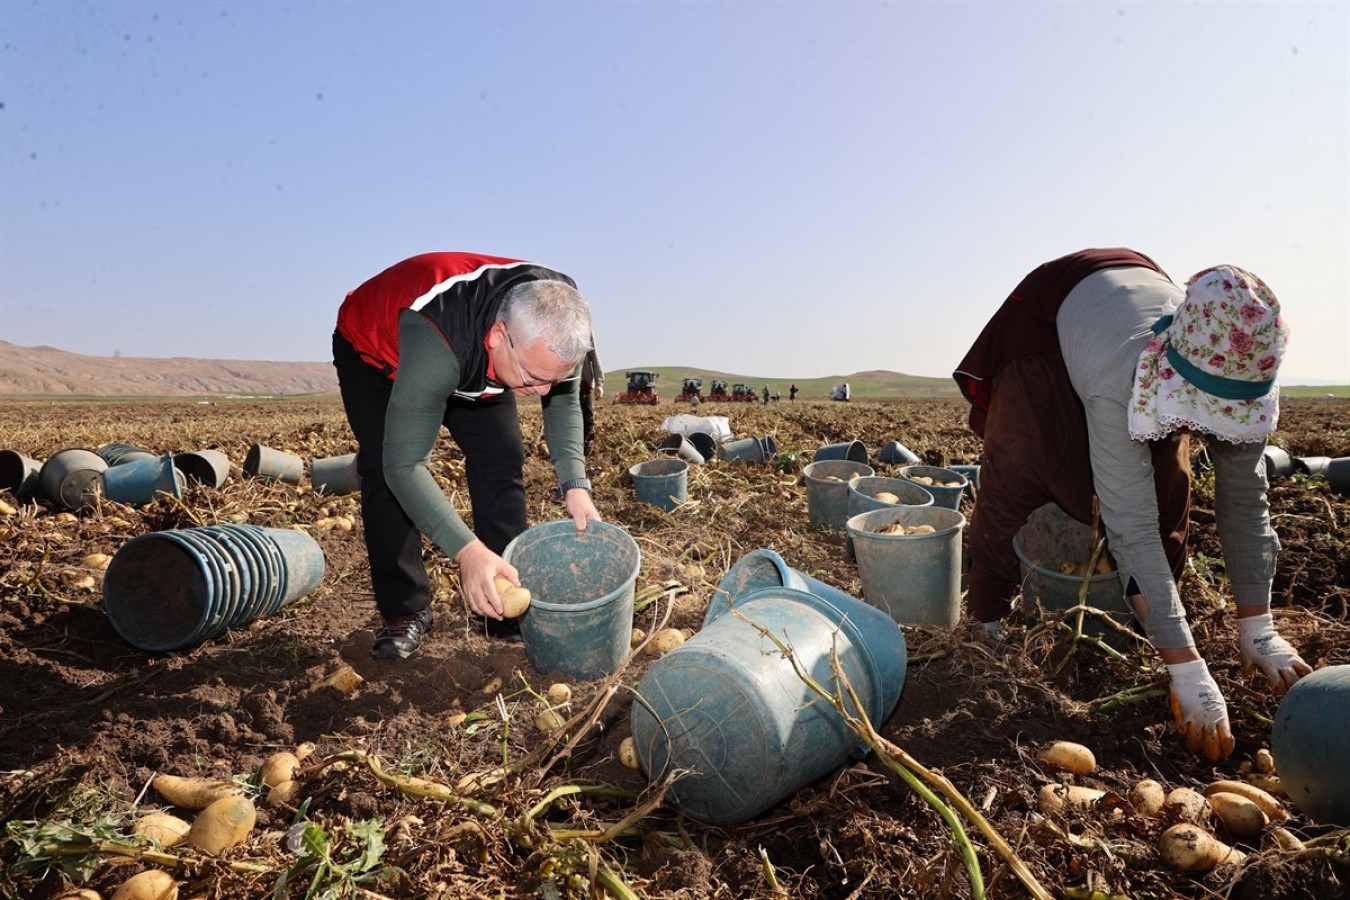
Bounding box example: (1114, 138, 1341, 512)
(486, 616, 523, 644)
(371, 609, 433, 659)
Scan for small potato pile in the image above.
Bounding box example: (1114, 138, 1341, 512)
(906, 475, 961, 487)
(875, 523, 936, 536)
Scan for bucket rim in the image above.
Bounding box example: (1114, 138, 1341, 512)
(1012, 531, 1119, 584)
(846, 505, 966, 540)
(897, 464, 969, 488)
(846, 475, 935, 507)
(629, 457, 690, 478)
(503, 519, 642, 614)
(803, 459, 875, 481)
(103, 530, 216, 652)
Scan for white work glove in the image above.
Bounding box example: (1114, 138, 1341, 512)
(1166, 659, 1235, 762)
(1238, 613, 1312, 694)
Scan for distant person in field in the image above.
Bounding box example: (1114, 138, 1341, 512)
(954, 248, 1311, 762)
(333, 252, 601, 659)
(789, 383, 798, 402)
(762, 385, 770, 404)
(578, 333, 604, 457)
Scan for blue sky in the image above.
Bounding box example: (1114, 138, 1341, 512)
(2, 1, 1347, 382)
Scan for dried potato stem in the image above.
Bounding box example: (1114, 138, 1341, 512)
(304, 750, 498, 817)
(35, 838, 271, 874)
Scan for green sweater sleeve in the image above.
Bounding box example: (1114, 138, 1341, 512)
(542, 370, 586, 485)
(383, 311, 478, 558)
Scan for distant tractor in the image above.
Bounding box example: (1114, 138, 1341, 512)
(731, 383, 758, 402)
(708, 379, 730, 401)
(677, 377, 702, 403)
(617, 370, 660, 404)
(830, 382, 851, 402)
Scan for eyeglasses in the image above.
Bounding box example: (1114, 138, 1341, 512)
(502, 330, 555, 388)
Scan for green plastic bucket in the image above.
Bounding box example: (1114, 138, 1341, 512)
(897, 465, 968, 510)
(631, 585, 907, 825)
(628, 458, 688, 511)
(502, 520, 641, 680)
(846, 506, 966, 628)
(1272, 665, 1350, 825)
(1012, 503, 1129, 635)
(803, 460, 875, 530)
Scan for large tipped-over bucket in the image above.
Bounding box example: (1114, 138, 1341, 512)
(847, 506, 966, 628)
(39, 448, 108, 511)
(657, 433, 705, 465)
(311, 452, 360, 495)
(803, 460, 874, 530)
(1293, 456, 1331, 477)
(0, 449, 43, 500)
(1326, 458, 1350, 495)
(502, 520, 641, 680)
(717, 435, 777, 464)
(174, 449, 232, 488)
(244, 443, 305, 484)
(101, 454, 185, 506)
(898, 465, 968, 510)
(1272, 665, 1350, 825)
(1012, 503, 1130, 636)
(1262, 446, 1293, 479)
(628, 458, 689, 511)
(631, 585, 907, 825)
(877, 440, 922, 465)
(707, 548, 858, 623)
(103, 525, 326, 652)
(814, 440, 869, 463)
(96, 442, 157, 467)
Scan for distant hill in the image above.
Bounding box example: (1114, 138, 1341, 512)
(603, 367, 960, 400)
(0, 341, 338, 397)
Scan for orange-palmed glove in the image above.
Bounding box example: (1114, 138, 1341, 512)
(1238, 612, 1313, 693)
(1166, 659, 1235, 762)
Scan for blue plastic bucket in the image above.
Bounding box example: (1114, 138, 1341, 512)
(101, 454, 185, 506)
(265, 526, 328, 607)
(814, 440, 869, 464)
(628, 458, 689, 511)
(846, 506, 966, 628)
(898, 465, 968, 510)
(502, 520, 641, 680)
(0, 449, 43, 500)
(1012, 503, 1130, 636)
(877, 441, 922, 465)
(1272, 665, 1350, 825)
(39, 448, 108, 511)
(311, 452, 360, 495)
(244, 443, 305, 484)
(1293, 456, 1331, 477)
(803, 460, 875, 530)
(718, 435, 777, 464)
(631, 585, 907, 825)
(96, 442, 157, 467)
(174, 449, 232, 488)
(949, 464, 981, 490)
(708, 548, 858, 623)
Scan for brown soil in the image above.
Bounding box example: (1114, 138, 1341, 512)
(1, 397, 1347, 899)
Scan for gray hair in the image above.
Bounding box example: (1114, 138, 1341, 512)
(498, 280, 593, 366)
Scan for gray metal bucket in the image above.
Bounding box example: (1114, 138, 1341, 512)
(1294, 456, 1331, 477)
(1012, 503, 1131, 636)
(847, 506, 966, 628)
(657, 433, 706, 465)
(101, 454, 185, 506)
(629, 458, 689, 511)
(687, 432, 718, 463)
(0, 449, 43, 500)
(311, 452, 360, 495)
(877, 441, 921, 465)
(1326, 458, 1350, 495)
(803, 460, 875, 530)
(96, 442, 157, 467)
(814, 440, 869, 464)
(898, 465, 968, 510)
(718, 435, 778, 464)
(39, 448, 108, 510)
(244, 443, 305, 484)
(174, 449, 232, 488)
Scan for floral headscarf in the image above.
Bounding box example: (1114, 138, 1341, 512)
(1128, 265, 1287, 444)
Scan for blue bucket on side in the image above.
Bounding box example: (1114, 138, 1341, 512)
(1272, 665, 1350, 825)
(0, 449, 43, 500)
(687, 432, 718, 463)
(803, 460, 874, 530)
(96, 442, 157, 467)
(629, 458, 689, 511)
(847, 506, 966, 628)
(311, 452, 360, 495)
(814, 440, 869, 463)
(264, 527, 327, 606)
(718, 435, 777, 463)
(898, 465, 968, 510)
(631, 585, 907, 825)
(502, 520, 641, 680)
(39, 448, 108, 511)
(708, 548, 857, 623)
(877, 441, 922, 465)
(101, 454, 185, 506)
(244, 443, 305, 484)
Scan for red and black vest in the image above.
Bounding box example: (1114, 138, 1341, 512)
(336, 252, 576, 395)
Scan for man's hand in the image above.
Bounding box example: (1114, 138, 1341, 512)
(565, 487, 601, 532)
(455, 539, 518, 620)
(594, 384, 604, 400)
(1238, 613, 1313, 693)
(1166, 659, 1235, 762)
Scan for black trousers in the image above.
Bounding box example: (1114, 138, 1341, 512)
(579, 385, 595, 454)
(332, 332, 527, 620)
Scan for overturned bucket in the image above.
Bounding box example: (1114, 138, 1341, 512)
(803, 459, 875, 530)
(96, 442, 157, 467)
(502, 520, 641, 680)
(898, 464, 968, 510)
(244, 443, 305, 484)
(102, 524, 326, 652)
(1272, 665, 1350, 826)
(687, 432, 718, 463)
(0, 449, 43, 500)
(708, 548, 858, 622)
(631, 585, 907, 825)
(814, 440, 869, 464)
(718, 435, 777, 464)
(657, 433, 705, 465)
(312, 452, 361, 495)
(1262, 446, 1293, 479)
(629, 458, 689, 511)
(1012, 503, 1130, 637)
(847, 506, 966, 628)
(101, 454, 185, 506)
(174, 449, 232, 488)
(39, 448, 108, 511)
(877, 440, 922, 465)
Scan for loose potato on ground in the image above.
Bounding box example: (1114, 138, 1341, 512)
(187, 795, 257, 854)
(151, 774, 241, 811)
(1129, 779, 1166, 818)
(131, 812, 191, 847)
(618, 736, 641, 770)
(1037, 784, 1104, 815)
(260, 751, 300, 789)
(547, 683, 572, 704)
(55, 890, 103, 900)
(1036, 741, 1096, 775)
(1208, 791, 1268, 839)
(1158, 823, 1245, 872)
(1164, 787, 1210, 823)
(1205, 780, 1288, 822)
(111, 869, 178, 900)
(536, 709, 565, 733)
(492, 576, 532, 617)
(645, 627, 687, 656)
